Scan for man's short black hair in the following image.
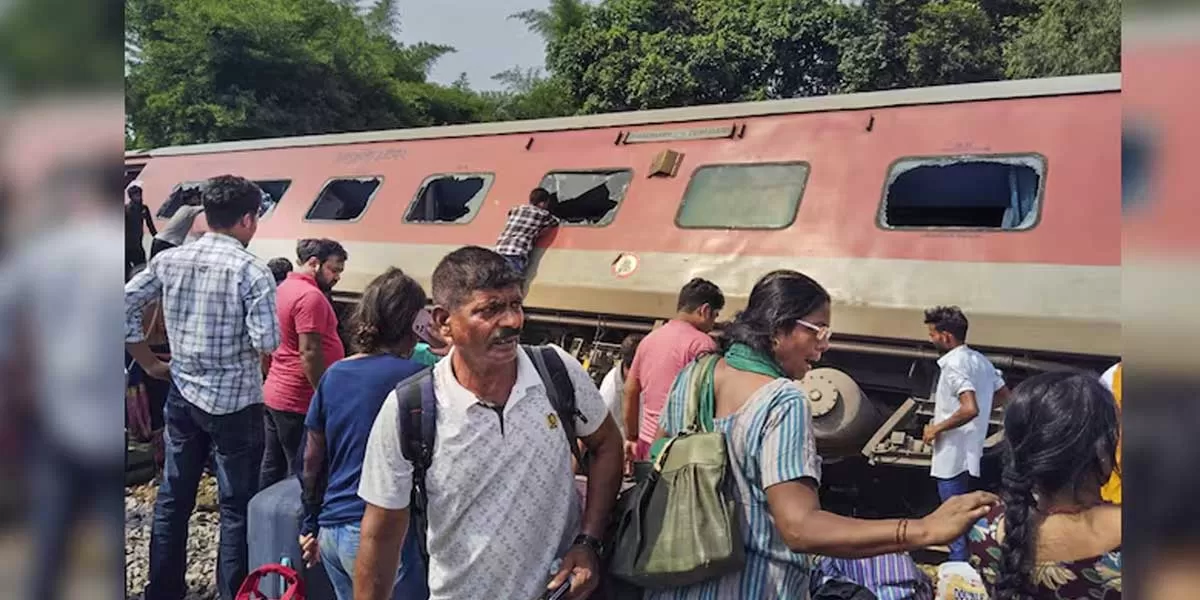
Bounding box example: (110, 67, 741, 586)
(297, 238, 348, 265)
(620, 333, 644, 367)
(530, 187, 552, 206)
(267, 257, 293, 284)
(924, 305, 969, 342)
(677, 278, 725, 313)
(432, 245, 525, 310)
(202, 175, 262, 229)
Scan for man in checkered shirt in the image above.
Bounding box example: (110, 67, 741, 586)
(495, 187, 560, 274)
(125, 174, 282, 600)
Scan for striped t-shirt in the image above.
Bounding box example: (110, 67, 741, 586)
(647, 363, 823, 600)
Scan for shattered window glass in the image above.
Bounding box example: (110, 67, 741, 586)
(538, 170, 632, 226)
(676, 163, 809, 229)
(404, 173, 494, 224)
(255, 180, 292, 219)
(880, 156, 1044, 230)
(305, 177, 382, 221)
(155, 181, 205, 219)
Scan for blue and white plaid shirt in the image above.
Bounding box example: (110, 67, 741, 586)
(125, 232, 281, 415)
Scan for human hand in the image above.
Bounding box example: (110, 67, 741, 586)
(623, 440, 638, 476)
(916, 491, 999, 546)
(922, 424, 939, 446)
(299, 533, 320, 568)
(146, 360, 171, 381)
(548, 544, 599, 599)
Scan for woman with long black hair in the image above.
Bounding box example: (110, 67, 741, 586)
(968, 370, 1122, 599)
(646, 270, 999, 600)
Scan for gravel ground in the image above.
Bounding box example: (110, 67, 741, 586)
(126, 475, 220, 600)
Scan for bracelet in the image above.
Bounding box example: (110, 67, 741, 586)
(895, 519, 909, 546)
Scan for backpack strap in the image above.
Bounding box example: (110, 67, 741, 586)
(394, 366, 436, 567)
(523, 345, 589, 476)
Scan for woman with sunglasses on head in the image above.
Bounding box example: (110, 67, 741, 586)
(967, 371, 1121, 599)
(645, 270, 999, 600)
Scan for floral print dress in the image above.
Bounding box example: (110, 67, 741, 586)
(967, 505, 1121, 599)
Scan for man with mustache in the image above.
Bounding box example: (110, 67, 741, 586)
(261, 238, 348, 490)
(355, 245, 624, 600)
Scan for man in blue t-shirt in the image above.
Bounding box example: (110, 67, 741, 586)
(298, 268, 430, 600)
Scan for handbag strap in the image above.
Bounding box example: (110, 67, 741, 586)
(682, 354, 720, 434)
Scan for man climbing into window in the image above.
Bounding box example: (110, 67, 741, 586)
(495, 187, 560, 275)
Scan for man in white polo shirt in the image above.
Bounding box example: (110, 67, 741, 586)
(355, 246, 624, 600)
(921, 305, 1011, 562)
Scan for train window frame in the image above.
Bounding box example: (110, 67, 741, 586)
(673, 161, 811, 231)
(154, 181, 206, 219)
(254, 179, 293, 220)
(537, 168, 634, 228)
(875, 153, 1048, 232)
(401, 172, 496, 226)
(302, 175, 384, 223)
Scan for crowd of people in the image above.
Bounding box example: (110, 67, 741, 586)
(125, 175, 1123, 600)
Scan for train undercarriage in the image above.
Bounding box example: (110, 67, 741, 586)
(332, 297, 1114, 519)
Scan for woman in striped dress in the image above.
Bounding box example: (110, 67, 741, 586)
(647, 270, 998, 600)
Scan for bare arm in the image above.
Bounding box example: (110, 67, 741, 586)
(354, 504, 410, 600)
(766, 478, 996, 557)
(621, 374, 642, 443)
(578, 416, 623, 539)
(300, 429, 327, 537)
(933, 390, 980, 434)
(298, 332, 327, 389)
(993, 385, 1012, 409)
(143, 205, 158, 236)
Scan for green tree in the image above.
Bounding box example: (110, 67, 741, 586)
(904, 0, 1002, 86)
(1002, 0, 1120, 78)
(125, 0, 483, 147)
(510, 0, 592, 45)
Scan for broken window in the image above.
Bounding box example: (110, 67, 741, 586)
(676, 163, 809, 229)
(879, 156, 1044, 230)
(155, 181, 205, 219)
(538, 170, 632, 226)
(404, 173, 494, 224)
(255, 179, 292, 219)
(305, 177, 381, 221)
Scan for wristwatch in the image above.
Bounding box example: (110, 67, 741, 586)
(572, 533, 604, 556)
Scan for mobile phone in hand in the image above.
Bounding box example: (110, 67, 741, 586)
(544, 577, 572, 600)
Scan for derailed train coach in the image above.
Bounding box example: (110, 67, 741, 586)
(125, 73, 1121, 514)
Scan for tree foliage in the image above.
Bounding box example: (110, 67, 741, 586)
(125, 0, 479, 147)
(1002, 0, 1120, 78)
(124, 0, 1122, 148)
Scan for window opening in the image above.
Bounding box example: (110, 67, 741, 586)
(254, 180, 292, 219)
(879, 156, 1044, 229)
(155, 181, 204, 219)
(305, 177, 382, 221)
(403, 173, 494, 224)
(538, 170, 632, 226)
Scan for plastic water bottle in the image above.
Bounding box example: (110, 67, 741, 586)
(281, 556, 293, 595)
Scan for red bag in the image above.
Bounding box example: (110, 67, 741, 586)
(236, 564, 307, 600)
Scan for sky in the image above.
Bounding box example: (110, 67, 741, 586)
(387, 0, 552, 91)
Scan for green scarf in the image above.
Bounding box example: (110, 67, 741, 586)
(647, 343, 785, 464)
(724, 342, 787, 379)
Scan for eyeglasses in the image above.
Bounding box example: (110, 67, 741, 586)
(796, 319, 832, 343)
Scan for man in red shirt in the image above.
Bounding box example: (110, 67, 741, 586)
(621, 278, 724, 469)
(260, 238, 348, 490)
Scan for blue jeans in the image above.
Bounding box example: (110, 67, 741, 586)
(146, 388, 264, 600)
(28, 440, 124, 600)
(935, 472, 974, 561)
(318, 522, 429, 600)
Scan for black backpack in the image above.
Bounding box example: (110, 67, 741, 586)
(394, 344, 589, 566)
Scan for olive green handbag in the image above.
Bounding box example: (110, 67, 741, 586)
(608, 354, 744, 589)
